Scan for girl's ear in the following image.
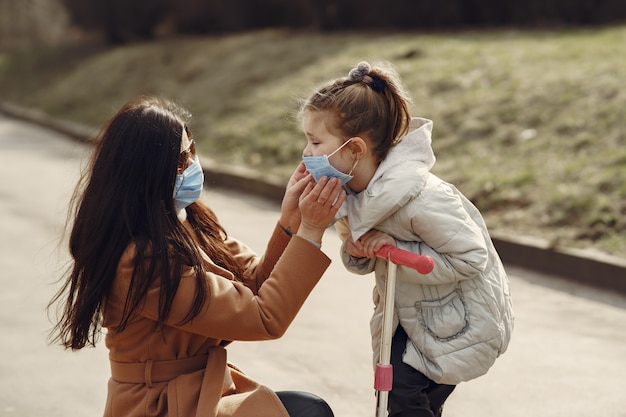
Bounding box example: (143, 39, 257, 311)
(349, 136, 369, 158)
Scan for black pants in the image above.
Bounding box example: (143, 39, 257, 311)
(276, 391, 334, 417)
(387, 326, 456, 417)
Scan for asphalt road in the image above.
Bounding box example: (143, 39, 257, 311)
(1, 113, 625, 417)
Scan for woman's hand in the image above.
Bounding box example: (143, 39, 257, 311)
(344, 229, 395, 259)
(279, 162, 311, 233)
(296, 176, 346, 245)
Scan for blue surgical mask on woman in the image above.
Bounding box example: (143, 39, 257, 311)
(302, 139, 358, 184)
(173, 155, 204, 212)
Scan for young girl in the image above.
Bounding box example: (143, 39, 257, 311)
(300, 61, 514, 417)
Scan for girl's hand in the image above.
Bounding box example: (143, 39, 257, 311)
(345, 229, 395, 259)
(297, 176, 346, 244)
(279, 162, 310, 233)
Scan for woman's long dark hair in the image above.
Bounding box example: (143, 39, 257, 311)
(49, 96, 243, 350)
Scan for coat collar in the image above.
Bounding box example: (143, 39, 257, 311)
(337, 117, 437, 240)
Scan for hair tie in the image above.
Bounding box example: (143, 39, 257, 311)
(348, 61, 385, 93)
(368, 77, 386, 93)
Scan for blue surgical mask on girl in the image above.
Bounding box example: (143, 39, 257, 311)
(173, 155, 204, 212)
(302, 139, 358, 184)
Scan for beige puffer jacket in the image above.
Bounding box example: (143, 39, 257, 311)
(335, 118, 514, 385)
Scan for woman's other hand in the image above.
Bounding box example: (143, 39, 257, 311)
(280, 161, 311, 234)
(297, 176, 346, 245)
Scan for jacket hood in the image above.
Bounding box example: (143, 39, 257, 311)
(372, 117, 436, 184)
(336, 117, 437, 240)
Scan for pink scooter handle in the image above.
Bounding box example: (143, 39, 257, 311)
(374, 245, 434, 274)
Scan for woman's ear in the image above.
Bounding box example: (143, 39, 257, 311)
(349, 136, 369, 159)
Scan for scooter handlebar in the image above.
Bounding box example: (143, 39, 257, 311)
(374, 245, 434, 274)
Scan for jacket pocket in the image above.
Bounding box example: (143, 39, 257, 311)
(415, 288, 469, 342)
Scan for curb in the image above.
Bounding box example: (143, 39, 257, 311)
(490, 235, 626, 293)
(2, 102, 625, 293)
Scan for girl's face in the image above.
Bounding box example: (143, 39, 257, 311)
(301, 110, 354, 174)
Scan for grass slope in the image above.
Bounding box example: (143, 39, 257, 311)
(1, 27, 625, 256)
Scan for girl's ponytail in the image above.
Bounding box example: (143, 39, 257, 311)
(300, 61, 412, 163)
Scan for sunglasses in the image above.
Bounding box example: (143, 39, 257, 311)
(178, 139, 196, 168)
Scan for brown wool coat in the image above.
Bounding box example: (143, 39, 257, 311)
(102, 223, 331, 417)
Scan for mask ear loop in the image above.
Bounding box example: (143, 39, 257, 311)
(327, 137, 353, 158)
(327, 137, 359, 176)
(348, 158, 359, 176)
(344, 137, 361, 176)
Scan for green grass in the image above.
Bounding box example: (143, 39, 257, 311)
(1, 27, 625, 257)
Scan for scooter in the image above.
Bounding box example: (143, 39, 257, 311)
(373, 246, 434, 417)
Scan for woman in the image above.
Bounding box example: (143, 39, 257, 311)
(48, 95, 345, 417)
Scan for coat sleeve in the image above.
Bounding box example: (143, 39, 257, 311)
(223, 222, 293, 294)
(397, 181, 489, 285)
(115, 225, 331, 342)
(334, 218, 376, 276)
